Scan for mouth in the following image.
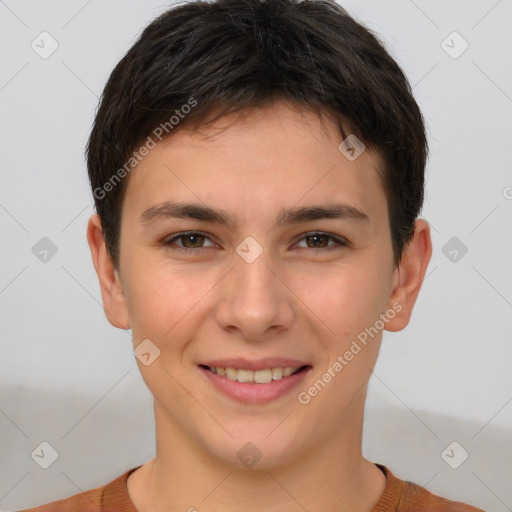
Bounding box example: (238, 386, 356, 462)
(199, 364, 310, 384)
(197, 361, 312, 404)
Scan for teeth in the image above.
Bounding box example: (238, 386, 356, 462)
(237, 369, 254, 383)
(254, 369, 272, 383)
(207, 366, 302, 383)
(283, 367, 294, 377)
(225, 367, 238, 380)
(272, 367, 283, 380)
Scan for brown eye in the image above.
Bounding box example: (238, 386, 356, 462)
(163, 231, 216, 252)
(305, 233, 329, 248)
(179, 233, 206, 248)
(162, 230, 348, 255)
(295, 232, 348, 251)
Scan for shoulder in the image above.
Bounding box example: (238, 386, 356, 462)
(399, 479, 486, 511)
(15, 485, 104, 512)
(376, 464, 486, 512)
(15, 467, 139, 512)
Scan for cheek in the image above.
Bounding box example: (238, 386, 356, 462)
(123, 262, 183, 337)
(126, 269, 195, 392)
(290, 262, 387, 342)
(124, 262, 220, 355)
(300, 269, 385, 409)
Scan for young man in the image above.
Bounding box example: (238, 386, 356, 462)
(21, 0, 485, 510)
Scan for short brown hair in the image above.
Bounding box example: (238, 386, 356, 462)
(86, 0, 428, 269)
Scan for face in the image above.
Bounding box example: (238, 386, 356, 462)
(89, 100, 429, 469)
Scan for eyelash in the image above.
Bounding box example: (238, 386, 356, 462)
(162, 230, 349, 254)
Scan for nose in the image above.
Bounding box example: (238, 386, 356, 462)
(214, 243, 295, 342)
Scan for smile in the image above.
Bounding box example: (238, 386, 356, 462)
(198, 363, 312, 404)
(203, 365, 306, 383)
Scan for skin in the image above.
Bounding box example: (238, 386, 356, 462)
(87, 99, 432, 512)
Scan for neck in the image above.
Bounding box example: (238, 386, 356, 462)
(127, 389, 386, 512)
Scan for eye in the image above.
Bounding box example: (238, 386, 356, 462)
(162, 230, 349, 254)
(294, 232, 348, 251)
(162, 231, 217, 253)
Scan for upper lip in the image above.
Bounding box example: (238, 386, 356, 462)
(199, 358, 311, 371)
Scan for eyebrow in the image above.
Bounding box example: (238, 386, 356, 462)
(139, 201, 370, 228)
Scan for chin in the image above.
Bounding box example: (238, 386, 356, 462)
(201, 425, 305, 471)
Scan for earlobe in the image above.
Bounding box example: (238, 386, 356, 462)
(86, 214, 131, 329)
(385, 219, 432, 332)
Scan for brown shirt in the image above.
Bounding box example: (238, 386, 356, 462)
(18, 464, 485, 511)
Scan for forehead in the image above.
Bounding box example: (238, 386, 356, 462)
(122, 101, 387, 230)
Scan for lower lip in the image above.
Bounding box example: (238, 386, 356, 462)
(199, 366, 311, 404)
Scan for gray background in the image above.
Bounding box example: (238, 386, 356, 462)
(1, 0, 511, 510)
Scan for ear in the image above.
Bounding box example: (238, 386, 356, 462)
(385, 218, 432, 332)
(86, 214, 131, 329)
